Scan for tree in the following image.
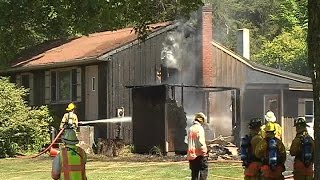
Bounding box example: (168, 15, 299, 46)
(0, 0, 203, 68)
(307, 0, 320, 178)
(208, 0, 309, 76)
(0, 77, 53, 157)
(253, 26, 309, 76)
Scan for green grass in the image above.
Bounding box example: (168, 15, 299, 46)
(0, 157, 244, 180)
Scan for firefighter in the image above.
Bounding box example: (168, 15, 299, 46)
(260, 111, 282, 140)
(187, 112, 208, 180)
(241, 118, 263, 180)
(289, 117, 314, 180)
(51, 129, 87, 180)
(255, 123, 286, 180)
(60, 103, 79, 130)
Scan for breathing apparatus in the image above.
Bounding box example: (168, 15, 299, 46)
(268, 138, 278, 170)
(301, 135, 313, 166)
(240, 135, 252, 167)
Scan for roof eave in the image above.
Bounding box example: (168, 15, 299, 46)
(98, 23, 178, 61)
(211, 41, 312, 84)
(0, 57, 99, 73)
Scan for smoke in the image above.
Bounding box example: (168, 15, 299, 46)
(161, 33, 182, 70)
(160, 12, 200, 84)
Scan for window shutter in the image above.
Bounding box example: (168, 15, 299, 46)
(76, 68, 81, 102)
(298, 98, 305, 116)
(16, 74, 22, 86)
(45, 71, 50, 104)
(29, 73, 34, 105)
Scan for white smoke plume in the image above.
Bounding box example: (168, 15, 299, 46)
(161, 12, 199, 78)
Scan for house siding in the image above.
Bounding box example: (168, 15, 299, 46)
(284, 90, 313, 117)
(104, 32, 168, 119)
(242, 89, 281, 134)
(207, 45, 247, 138)
(212, 45, 247, 88)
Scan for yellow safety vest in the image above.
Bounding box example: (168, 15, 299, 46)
(60, 146, 86, 180)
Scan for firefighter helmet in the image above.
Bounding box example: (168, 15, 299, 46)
(194, 112, 206, 123)
(265, 123, 276, 132)
(294, 117, 309, 127)
(66, 103, 76, 111)
(62, 129, 79, 145)
(249, 118, 262, 129)
(265, 111, 276, 122)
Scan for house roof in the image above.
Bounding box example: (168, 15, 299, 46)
(211, 41, 312, 85)
(7, 22, 173, 72)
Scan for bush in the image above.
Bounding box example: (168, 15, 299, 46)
(0, 77, 53, 157)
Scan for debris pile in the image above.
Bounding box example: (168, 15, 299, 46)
(206, 135, 240, 161)
(95, 138, 125, 157)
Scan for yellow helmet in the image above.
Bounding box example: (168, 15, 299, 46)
(66, 103, 76, 111)
(265, 123, 276, 132)
(62, 129, 79, 145)
(194, 112, 206, 123)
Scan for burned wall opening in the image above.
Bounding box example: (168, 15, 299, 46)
(129, 84, 239, 154)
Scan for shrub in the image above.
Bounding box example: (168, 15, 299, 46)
(0, 77, 53, 157)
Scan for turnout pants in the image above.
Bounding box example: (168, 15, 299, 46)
(260, 164, 285, 180)
(244, 162, 262, 180)
(293, 161, 313, 180)
(189, 156, 208, 180)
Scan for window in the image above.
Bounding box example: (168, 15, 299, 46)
(305, 100, 314, 123)
(45, 68, 81, 103)
(16, 73, 34, 105)
(298, 98, 314, 123)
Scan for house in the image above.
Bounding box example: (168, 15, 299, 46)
(0, 4, 313, 151)
(1, 22, 179, 139)
(211, 36, 313, 147)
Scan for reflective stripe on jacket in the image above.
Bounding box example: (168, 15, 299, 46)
(60, 146, 86, 180)
(187, 121, 207, 160)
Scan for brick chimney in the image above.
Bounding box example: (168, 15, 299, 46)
(237, 28, 250, 59)
(200, 4, 214, 86)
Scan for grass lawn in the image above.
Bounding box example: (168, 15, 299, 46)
(0, 157, 244, 180)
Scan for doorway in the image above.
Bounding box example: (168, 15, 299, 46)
(85, 65, 99, 120)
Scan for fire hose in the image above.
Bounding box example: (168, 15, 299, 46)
(17, 128, 65, 159)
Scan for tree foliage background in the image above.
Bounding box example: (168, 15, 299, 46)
(0, 0, 311, 76)
(0, 77, 53, 157)
(0, 0, 203, 68)
(208, 0, 309, 76)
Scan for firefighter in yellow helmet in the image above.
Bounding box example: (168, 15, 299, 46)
(51, 129, 87, 180)
(241, 118, 263, 180)
(255, 123, 286, 180)
(60, 103, 79, 130)
(260, 111, 282, 140)
(289, 117, 314, 180)
(187, 112, 208, 180)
